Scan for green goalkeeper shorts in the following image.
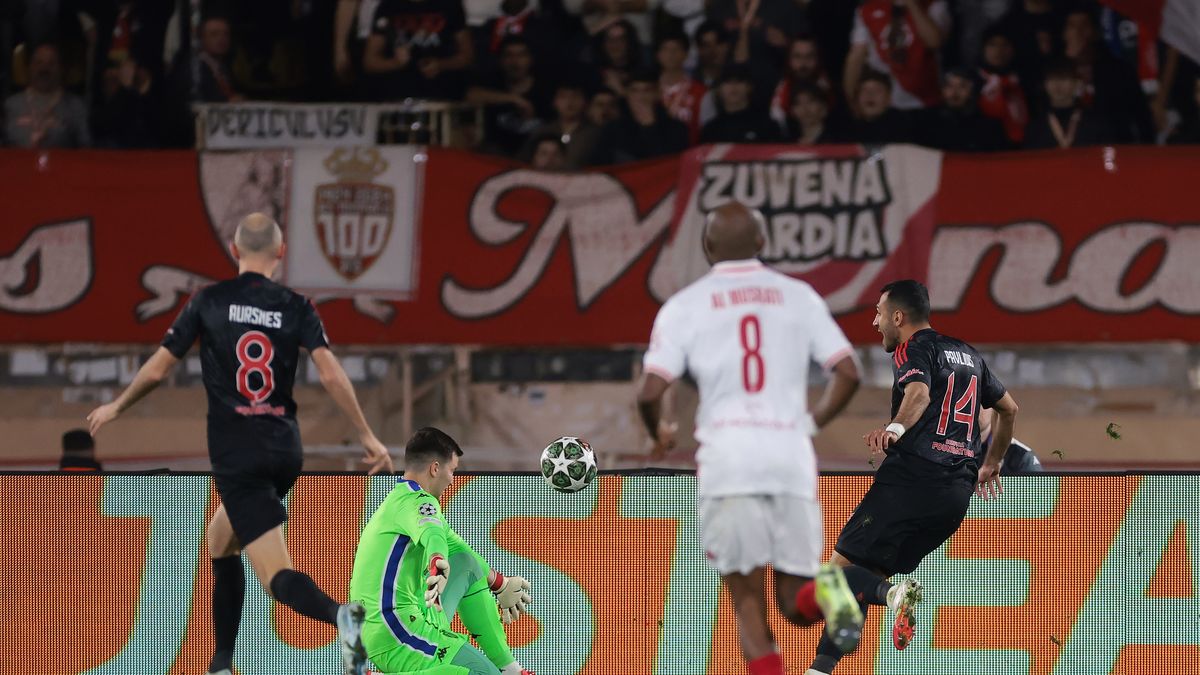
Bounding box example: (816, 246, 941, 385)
(363, 609, 468, 674)
(369, 630, 500, 675)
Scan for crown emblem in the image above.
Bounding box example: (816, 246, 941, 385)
(324, 148, 388, 182)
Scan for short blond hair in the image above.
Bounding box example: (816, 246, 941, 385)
(234, 213, 282, 256)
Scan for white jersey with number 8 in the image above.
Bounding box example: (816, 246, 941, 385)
(643, 260, 855, 500)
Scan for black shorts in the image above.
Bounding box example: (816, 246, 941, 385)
(210, 419, 304, 546)
(835, 471, 975, 576)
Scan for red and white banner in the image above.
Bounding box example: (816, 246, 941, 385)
(667, 143, 941, 315)
(2, 145, 1200, 345)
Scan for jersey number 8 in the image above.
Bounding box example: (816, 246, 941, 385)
(235, 330, 275, 403)
(739, 314, 765, 393)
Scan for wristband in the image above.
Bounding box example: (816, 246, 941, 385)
(489, 570, 506, 592)
(884, 422, 906, 438)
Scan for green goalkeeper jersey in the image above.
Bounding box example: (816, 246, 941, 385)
(351, 479, 455, 637)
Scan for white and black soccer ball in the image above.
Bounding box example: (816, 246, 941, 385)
(540, 436, 598, 493)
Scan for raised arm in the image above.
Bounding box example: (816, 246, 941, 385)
(87, 347, 179, 435)
(902, 0, 948, 50)
(309, 346, 393, 474)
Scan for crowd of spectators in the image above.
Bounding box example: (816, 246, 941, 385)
(2, 0, 1199, 163)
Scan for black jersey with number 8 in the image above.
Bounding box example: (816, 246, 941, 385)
(161, 272, 329, 453)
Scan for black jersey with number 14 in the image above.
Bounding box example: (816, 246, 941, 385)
(161, 272, 328, 454)
(881, 328, 1007, 480)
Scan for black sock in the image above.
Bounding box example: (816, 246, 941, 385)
(811, 633, 843, 673)
(842, 565, 891, 606)
(209, 555, 245, 673)
(811, 587, 874, 674)
(269, 569, 340, 625)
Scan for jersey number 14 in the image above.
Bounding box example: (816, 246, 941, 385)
(936, 372, 977, 438)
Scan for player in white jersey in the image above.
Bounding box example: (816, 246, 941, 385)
(636, 202, 865, 675)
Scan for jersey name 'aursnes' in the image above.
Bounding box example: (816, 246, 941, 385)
(228, 304, 283, 329)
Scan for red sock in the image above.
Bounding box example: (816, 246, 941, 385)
(795, 580, 822, 622)
(747, 652, 785, 675)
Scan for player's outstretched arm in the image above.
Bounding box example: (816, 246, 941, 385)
(86, 347, 179, 436)
(977, 392, 1018, 500)
(309, 346, 394, 475)
(811, 354, 861, 431)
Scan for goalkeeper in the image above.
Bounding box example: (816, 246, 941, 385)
(351, 427, 534, 675)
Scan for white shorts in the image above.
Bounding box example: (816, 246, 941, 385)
(697, 494, 823, 577)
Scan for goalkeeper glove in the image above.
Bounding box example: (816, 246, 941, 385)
(425, 555, 449, 609)
(489, 571, 532, 624)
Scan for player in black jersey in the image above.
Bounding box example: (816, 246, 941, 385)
(805, 280, 1019, 675)
(87, 213, 393, 675)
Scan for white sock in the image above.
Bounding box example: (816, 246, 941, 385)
(500, 662, 525, 675)
(886, 583, 900, 610)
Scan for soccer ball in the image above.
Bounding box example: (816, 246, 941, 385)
(540, 436, 598, 493)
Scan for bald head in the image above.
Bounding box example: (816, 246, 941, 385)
(704, 202, 765, 263)
(234, 213, 283, 258)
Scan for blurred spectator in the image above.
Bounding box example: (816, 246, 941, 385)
(586, 86, 620, 126)
(996, 0, 1064, 103)
(563, 0, 658, 45)
(914, 68, 1008, 151)
(589, 19, 642, 96)
(364, 0, 475, 100)
(661, 0, 706, 38)
(1024, 58, 1114, 149)
(89, 1, 173, 81)
(1168, 75, 1200, 145)
(4, 44, 90, 148)
(770, 34, 835, 128)
(692, 19, 731, 88)
(1098, 5, 1158, 92)
(1060, 5, 1154, 143)
(953, 0, 1010, 69)
(467, 35, 552, 154)
(657, 30, 706, 143)
(473, 0, 567, 77)
(591, 68, 688, 164)
(60, 429, 101, 472)
(521, 80, 600, 168)
(712, 0, 805, 73)
(334, 0, 379, 84)
(786, 81, 840, 144)
(844, 0, 951, 113)
(197, 16, 243, 102)
(724, 0, 799, 114)
(528, 131, 567, 169)
(845, 68, 913, 144)
(93, 57, 159, 148)
(700, 63, 782, 143)
(977, 24, 1029, 145)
